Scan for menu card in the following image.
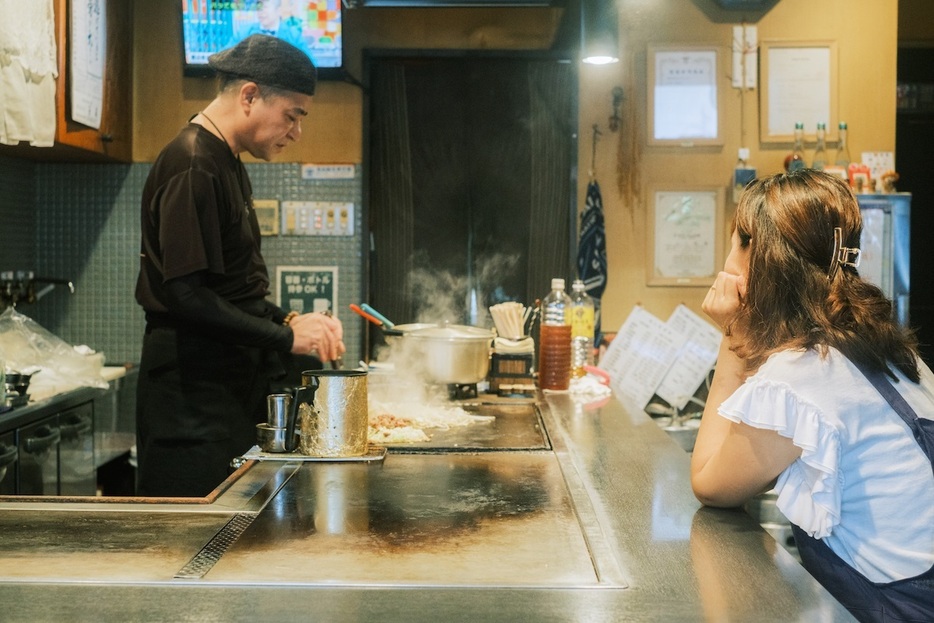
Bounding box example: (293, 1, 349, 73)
(599, 305, 721, 410)
(70, 0, 106, 129)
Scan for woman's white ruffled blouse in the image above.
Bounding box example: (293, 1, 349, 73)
(718, 347, 934, 583)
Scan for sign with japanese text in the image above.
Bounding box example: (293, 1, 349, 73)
(275, 266, 338, 315)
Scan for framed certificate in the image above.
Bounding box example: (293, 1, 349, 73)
(647, 187, 725, 286)
(760, 40, 838, 143)
(647, 46, 723, 146)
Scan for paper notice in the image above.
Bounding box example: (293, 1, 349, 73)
(70, 0, 106, 129)
(599, 306, 681, 408)
(599, 305, 721, 410)
(654, 305, 721, 409)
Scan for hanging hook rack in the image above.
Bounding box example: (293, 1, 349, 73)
(609, 86, 624, 132)
(590, 123, 602, 180)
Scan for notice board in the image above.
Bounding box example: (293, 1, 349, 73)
(275, 266, 338, 315)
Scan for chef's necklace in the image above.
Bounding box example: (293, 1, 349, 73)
(199, 111, 250, 214)
(199, 112, 231, 153)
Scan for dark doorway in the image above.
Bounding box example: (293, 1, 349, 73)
(897, 46, 934, 364)
(364, 52, 577, 356)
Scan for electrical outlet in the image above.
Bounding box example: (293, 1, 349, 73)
(280, 201, 355, 236)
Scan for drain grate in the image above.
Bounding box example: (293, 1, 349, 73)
(174, 512, 258, 579)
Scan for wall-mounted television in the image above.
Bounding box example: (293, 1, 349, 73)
(182, 1, 344, 80)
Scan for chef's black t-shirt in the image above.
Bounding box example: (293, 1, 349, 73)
(136, 123, 270, 313)
(135, 123, 292, 352)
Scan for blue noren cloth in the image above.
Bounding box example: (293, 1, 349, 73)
(577, 180, 608, 342)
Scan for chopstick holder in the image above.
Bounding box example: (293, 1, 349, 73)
(494, 336, 534, 354)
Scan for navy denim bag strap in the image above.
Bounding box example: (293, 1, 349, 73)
(852, 359, 934, 473)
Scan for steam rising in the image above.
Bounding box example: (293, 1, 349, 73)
(369, 252, 521, 410)
(408, 251, 521, 326)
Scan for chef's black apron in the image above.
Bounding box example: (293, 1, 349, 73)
(136, 320, 280, 497)
(791, 362, 934, 623)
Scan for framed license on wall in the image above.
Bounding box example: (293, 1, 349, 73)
(647, 187, 725, 286)
(759, 40, 838, 143)
(647, 46, 723, 146)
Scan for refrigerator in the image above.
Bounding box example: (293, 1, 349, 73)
(857, 193, 911, 327)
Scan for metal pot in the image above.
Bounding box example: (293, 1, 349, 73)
(404, 324, 494, 385)
(4, 371, 32, 396)
(286, 369, 369, 457)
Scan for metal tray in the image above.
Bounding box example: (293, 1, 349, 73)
(241, 445, 387, 462)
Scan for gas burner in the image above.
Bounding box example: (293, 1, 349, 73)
(447, 383, 478, 400)
(495, 383, 537, 398)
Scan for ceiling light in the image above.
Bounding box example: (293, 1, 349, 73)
(581, 0, 619, 65)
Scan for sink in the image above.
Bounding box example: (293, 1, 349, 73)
(662, 419, 700, 453)
(645, 402, 701, 453)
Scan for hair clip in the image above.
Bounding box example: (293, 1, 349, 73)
(828, 226, 861, 280)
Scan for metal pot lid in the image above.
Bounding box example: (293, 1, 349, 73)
(406, 324, 494, 341)
(391, 323, 438, 334)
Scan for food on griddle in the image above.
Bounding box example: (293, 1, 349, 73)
(366, 401, 495, 444)
(368, 413, 430, 443)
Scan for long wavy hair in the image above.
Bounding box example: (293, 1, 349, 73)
(732, 169, 918, 382)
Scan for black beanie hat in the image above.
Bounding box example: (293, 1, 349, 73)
(208, 34, 317, 96)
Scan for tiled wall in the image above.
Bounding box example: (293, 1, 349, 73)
(0, 155, 37, 270)
(1, 157, 364, 365)
(33, 163, 145, 364)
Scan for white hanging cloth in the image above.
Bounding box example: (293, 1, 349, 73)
(0, 0, 58, 147)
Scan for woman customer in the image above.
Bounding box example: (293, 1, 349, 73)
(691, 169, 934, 622)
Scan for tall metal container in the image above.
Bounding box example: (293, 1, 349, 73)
(857, 193, 911, 327)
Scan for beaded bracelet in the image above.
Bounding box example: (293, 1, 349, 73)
(282, 311, 299, 326)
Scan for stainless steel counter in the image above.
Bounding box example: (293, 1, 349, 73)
(0, 392, 855, 622)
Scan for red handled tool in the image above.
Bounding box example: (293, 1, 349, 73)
(349, 303, 384, 326)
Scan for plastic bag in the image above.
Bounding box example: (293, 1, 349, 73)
(0, 308, 107, 394)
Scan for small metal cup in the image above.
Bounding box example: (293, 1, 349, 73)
(256, 423, 293, 453)
(266, 393, 292, 428)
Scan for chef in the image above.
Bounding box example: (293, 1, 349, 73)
(135, 34, 345, 497)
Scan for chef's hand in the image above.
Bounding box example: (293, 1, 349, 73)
(289, 312, 346, 362)
(702, 271, 746, 338)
